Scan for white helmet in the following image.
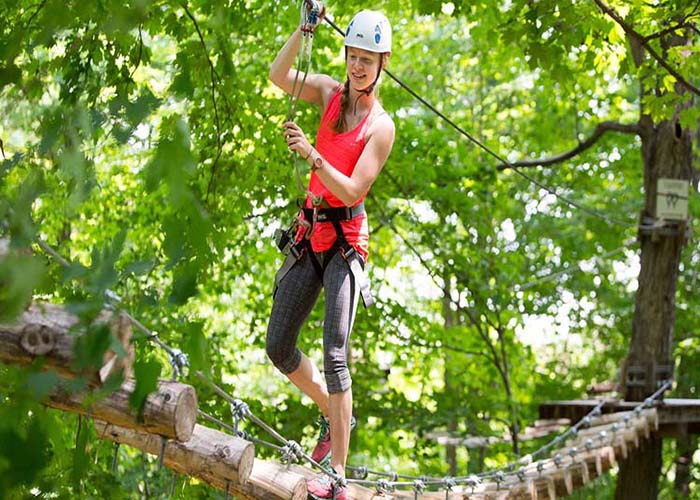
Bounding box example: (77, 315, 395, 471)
(344, 10, 392, 54)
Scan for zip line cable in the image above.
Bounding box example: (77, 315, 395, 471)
(321, 16, 636, 229)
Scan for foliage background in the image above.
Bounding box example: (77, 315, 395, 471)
(1, 0, 698, 498)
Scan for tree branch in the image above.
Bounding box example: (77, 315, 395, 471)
(180, 2, 223, 202)
(496, 121, 640, 171)
(594, 0, 700, 97)
(644, 1, 700, 41)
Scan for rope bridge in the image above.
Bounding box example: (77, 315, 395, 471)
(0, 236, 676, 499)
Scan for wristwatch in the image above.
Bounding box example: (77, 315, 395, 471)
(311, 155, 323, 172)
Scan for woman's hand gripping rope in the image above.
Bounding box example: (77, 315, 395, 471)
(283, 121, 324, 235)
(300, 0, 325, 34)
(283, 121, 312, 159)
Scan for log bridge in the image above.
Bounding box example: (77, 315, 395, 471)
(3, 302, 700, 498)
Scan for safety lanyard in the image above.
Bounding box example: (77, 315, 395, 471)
(287, 0, 324, 208)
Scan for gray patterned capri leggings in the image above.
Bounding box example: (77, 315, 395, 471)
(266, 250, 360, 394)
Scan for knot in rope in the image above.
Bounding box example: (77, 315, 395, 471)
(388, 471, 398, 482)
(553, 453, 563, 467)
(412, 480, 426, 496)
(644, 397, 655, 408)
(581, 416, 592, 428)
(536, 461, 544, 474)
(465, 475, 481, 488)
(442, 477, 456, 490)
(169, 348, 189, 378)
(611, 423, 620, 434)
(516, 468, 527, 482)
(375, 479, 391, 494)
(623, 414, 632, 428)
(230, 399, 250, 421)
(333, 474, 347, 489)
(634, 407, 643, 417)
(568, 446, 578, 459)
(585, 438, 594, 451)
(281, 440, 302, 464)
(494, 471, 505, 484)
(354, 466, 368, 480)
(591, 406, 602, 417)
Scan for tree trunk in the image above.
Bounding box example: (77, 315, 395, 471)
(616, 90, 694, 499)
(47, 378, 198, 441)
(674, 433, 698, 496)
(443, 272, 458, 476)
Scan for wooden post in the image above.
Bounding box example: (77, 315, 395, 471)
(47, 378, 197, 441)
(95, 421, 254, 486)
(0, 302, 134, 383)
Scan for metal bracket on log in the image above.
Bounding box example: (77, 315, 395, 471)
(625, 363, 673, 395)
(637, 216, 691, 244)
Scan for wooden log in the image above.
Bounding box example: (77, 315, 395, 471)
(0, 302, 134, 383)
(95, 421, 254, 485)
(202, 459, 308, 500)
(426, 419, 570, 448)
(47, 378, 197, 441)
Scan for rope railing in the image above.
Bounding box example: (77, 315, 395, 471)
(31, 235, 673, 495)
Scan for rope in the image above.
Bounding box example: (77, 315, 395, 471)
(321, 16, 636, 229)
(33, 231, 674, 494)
(287, 0, 324, 201)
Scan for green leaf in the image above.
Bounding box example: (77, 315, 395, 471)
(0, 253, 45, 323)
(25, 371, 60, 400)
(184, 320, 209, 376)
(129, 358, 161, 415)
(72, 323, 112, 372)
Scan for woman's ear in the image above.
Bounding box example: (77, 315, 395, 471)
(381, 53, 391, 69)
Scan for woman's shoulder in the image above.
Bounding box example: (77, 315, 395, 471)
(318, 76, 343, 109)
(369, 104, 395, 134)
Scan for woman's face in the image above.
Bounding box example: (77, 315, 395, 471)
(346, 47, 383, 91)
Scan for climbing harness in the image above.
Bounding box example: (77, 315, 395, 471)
(274, 201, 374, 308)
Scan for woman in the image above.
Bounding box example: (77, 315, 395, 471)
(266, 9, 395, 500)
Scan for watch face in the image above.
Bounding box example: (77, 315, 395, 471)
(314, 157, 323, 169)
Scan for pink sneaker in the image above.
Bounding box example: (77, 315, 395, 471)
(311, 415, 357, 467)
(307, 473, 347, 500)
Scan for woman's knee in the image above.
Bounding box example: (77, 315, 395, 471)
(266, 340, 302, 374)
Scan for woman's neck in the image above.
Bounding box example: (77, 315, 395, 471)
(348, 87, 374, 116)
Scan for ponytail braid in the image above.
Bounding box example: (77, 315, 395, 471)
(333, 79, 351, 134)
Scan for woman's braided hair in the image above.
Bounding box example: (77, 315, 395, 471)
(332, 79, 351, 134)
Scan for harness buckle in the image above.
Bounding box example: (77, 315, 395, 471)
(341, 245, 356, 261)
(275, 227, 294, 255)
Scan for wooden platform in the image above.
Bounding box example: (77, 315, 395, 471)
(539, 398, 700, 436)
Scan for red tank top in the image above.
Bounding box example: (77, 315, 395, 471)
(302, 89, 374, 260)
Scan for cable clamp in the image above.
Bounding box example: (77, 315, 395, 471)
(281, 440, 302, 464)
(375, 478, 391, 494)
